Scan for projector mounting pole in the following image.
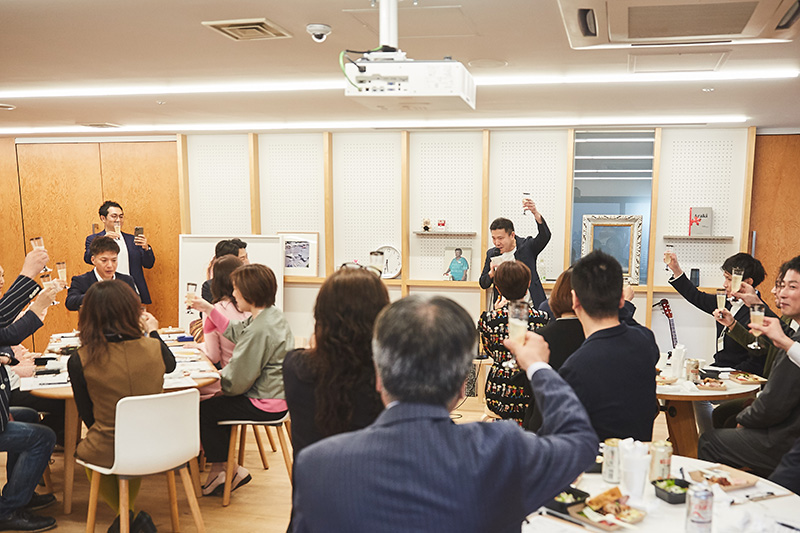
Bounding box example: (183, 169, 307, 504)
(379, 0, 399, 49)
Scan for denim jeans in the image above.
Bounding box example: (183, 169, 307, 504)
(0, 407, 56, 518)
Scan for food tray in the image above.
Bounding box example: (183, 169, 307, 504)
(567, 503, 646, 531)
(545, 487, 590, 514)
(688, 464, 758, 492)
(729, 372, 767, 384)
(652, 478, 690, 504)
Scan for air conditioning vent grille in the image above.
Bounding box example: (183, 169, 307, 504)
(202, 18, 292, 41)
(628, 2, 758, 38)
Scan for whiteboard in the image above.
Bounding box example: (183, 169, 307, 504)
(178, 235, 284, 332)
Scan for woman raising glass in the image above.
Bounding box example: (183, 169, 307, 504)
(68, 280, 176, 533)
(188, 264, 293, 497)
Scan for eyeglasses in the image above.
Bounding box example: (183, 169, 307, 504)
(339, 262, 382, 277)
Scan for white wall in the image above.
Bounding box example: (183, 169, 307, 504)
(185, 128, 750, 356)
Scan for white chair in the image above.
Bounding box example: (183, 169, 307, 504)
(217, 414, 293, 506)
(76, 389, 206, 533)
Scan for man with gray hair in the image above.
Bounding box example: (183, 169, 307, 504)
(291, 295, 597, 533)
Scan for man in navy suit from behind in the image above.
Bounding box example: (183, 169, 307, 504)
(84, 201, 155, 304)
(291, 295, 597, 533)
(67, 237, 138, 311)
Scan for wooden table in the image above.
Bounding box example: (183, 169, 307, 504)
(29, 364, 218, 514)
(657, 379, 759, 458)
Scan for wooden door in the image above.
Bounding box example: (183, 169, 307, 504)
(750, 134, 800, 294)
(99, 142, 180, 326)
(16, 143, 104, 351)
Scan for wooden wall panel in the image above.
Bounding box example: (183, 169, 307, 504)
(750, 134, 800, 293)
(99, 142, 180, 326)
(16, 143, 104, 351)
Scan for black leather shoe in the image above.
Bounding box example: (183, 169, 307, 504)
(0, 509, 56, 532)
(24, 493, 56, 512)
(132, 511, 157, 533)
(107, 511, 135, 533)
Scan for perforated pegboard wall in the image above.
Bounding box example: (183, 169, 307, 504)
(187, 135, 251, 234)
(655, 129, 748, 286)
(489, 131, 569, 281)
(258, 134, 325, 272)
(332, 133, 402, 267)
(409, 132, 483, 279)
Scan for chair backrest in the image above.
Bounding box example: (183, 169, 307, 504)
(112, 388, 200, 476)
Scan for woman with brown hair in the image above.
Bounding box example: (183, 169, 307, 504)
(282, 266, 390, 457)
(478, 261, 548, 425)
(188, 264, 293, 497)
(198, 255, 248, 400)
(68, 280, 176, 533)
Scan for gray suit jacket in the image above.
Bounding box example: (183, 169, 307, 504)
(291, 368, 597, 533)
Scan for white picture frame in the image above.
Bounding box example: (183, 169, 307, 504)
(277, 232, 319, 277)
(442, 246, 472, 282)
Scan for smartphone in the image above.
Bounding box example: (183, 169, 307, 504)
(134, 226, 144, 237)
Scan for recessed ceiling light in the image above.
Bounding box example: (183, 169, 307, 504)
(702, 87, 715, 92)
(467, 59, 508, 69)
(0, 104, 16, 111)
(156, 101, 166, 105)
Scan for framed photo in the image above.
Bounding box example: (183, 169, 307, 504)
(443, 247, 472, 282)
(580, 215, 643, 284)
(277, 232, 318, 277)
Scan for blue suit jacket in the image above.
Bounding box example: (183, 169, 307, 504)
(291, 368, 597, 533)
(84, 231, 155, 304)
(479, 218, 551, 308)
(65, 270, 138, 311)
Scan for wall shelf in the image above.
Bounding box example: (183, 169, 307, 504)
(413, 231, 477, 236)
(663, 235, 734, 241)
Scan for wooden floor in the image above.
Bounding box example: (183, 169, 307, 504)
(4, 397, 669, 533)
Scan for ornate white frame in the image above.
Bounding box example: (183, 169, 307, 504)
(580, 214, 643, 284)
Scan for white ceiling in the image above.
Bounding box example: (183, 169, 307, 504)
(1, 0, 799, 135)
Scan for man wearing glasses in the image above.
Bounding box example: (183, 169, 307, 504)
(84, 201, 155, 305)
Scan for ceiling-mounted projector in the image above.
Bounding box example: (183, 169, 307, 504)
(342, 0, 476, 111)
(344, 59, 476, 110)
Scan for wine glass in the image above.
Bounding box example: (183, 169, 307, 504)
(663, 244, 674, 272)
(40, 273, 59, 306)
(748, 304, 765, 350)
(716, 289, 727, 311)
(730, 267, 744, 301)
(185, 282, 198, 314)
(503, 300, 528, 371)
(29, 237, 52, 273)
(56, 262, 67, 286)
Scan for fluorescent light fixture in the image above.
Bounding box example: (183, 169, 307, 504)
(0, 115, 747, 135)
(475, 69, 800, 87)
(0, 69, 795, 99)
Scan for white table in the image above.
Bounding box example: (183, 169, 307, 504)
(525, 455, 800, 532)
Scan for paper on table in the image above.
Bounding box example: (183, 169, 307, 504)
(163, 376, 198, 389)
(522, 514, 585, 532)
(19, 374, 70, 391)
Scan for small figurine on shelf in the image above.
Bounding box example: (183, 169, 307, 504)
(422, 218, 431, 232)
(437, 219, 447, 231)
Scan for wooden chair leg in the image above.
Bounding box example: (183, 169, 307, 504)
(237, 425, 247, 466)
(119, 478, 130, 533)
(188, 456, 202, 499)
(264, 425, 277, 452)
(223, 426, 238, 507)
(42, 463, 54, 494)
(275, 423, 293, 484)
(85, 471, 102, 533)
(179, 466, 206, 533)
(285, 419, 293, 445)
(166, 470, 181, 533)
(252, 425, 269, 469)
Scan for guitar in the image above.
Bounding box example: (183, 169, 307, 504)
(653, 298, 678, 349)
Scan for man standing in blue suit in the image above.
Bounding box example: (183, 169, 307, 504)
(291, 295, 597, 533)
(480, 198, 551, 308)
(84, 201, 155, 305)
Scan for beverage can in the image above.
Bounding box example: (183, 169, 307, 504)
(685, 359, 701, 382)
(648, 440, 672, 481)
(686, 483, 713, 532)
(602, 438, 621, 484)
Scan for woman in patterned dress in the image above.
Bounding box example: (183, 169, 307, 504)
(478, 261, 548, 424)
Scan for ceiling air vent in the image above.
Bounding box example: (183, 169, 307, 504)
(202, 18, 292, 41)
(557, 0, 800, 49)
